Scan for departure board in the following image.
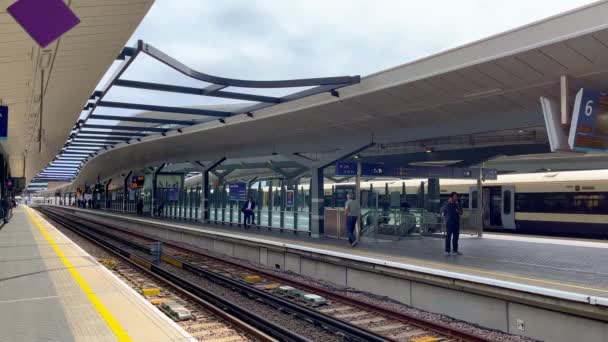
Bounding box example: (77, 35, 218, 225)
(569, 88, 608, 152)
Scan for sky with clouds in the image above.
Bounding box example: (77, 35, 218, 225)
(99, 0, 597, 109)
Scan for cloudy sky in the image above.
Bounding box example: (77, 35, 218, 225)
(100, 0, 597, 109)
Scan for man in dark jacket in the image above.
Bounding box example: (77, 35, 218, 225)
(242, 196, 256, 228)
(441, 192, 463, 256)
(1, 197, 10, 223)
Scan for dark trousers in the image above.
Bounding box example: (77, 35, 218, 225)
(244, 211, 254, 225)
(445, 223, 460, 253)
(346, 216, 357, 243)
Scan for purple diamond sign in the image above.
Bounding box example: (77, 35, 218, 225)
(8, 0, 80, 48)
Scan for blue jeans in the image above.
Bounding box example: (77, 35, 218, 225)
(346, 216, 357, 243)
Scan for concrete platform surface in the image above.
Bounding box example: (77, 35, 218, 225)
(0, 207, 194, 342)
(61, 206, 608, 301)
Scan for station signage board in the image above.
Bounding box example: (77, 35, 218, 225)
(167, 188, 179, 201)
(335, 162, 385, 177)
(390, 165, 497, 180)
(568, 88, 608, 152)
(228, 182, 247, 201)
(131, 175, 144, 189)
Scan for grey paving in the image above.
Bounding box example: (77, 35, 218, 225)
(0, 210, 76, 342)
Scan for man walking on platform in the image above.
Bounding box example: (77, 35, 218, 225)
(344, 192, 360, 247)
(441, 192, 463, 256)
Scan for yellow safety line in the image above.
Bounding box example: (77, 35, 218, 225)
(26, 208, 132, 341)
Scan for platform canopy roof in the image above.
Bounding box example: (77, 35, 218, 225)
(58, 0, 608, 188)
(0, 0, 155, 185)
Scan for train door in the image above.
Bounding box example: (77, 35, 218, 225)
(483, 187, 492, 227)
(488, 187, 503, 227)
(468, 186, 478, 209)
(501, 186, 516, 229)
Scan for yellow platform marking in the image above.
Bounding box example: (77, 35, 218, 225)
(26, 208, 132, 342)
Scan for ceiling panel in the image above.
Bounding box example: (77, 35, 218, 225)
(517, 49, 568, 75)
(540, 43, 594, 70)
(500, 90, 543, 109)
(566, 34, 608, 65)
(385, 83, 432, 102)
(342, 90, 410, 117)
(64, 23, 133, 37)
(463, 67, 506, 89)
(495, 57, 544, 81)
(440, 71, 481, 93)
(475, 62, 520, 87)
(73, 3, 150, 17)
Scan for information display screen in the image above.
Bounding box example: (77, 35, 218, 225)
(131, 175, 144, 189)
(569, 88, 608, 152)
(335, 162, 384, 176)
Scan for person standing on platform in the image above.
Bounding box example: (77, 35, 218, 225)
(136, 199, 144, 216)
(344, 192, 360, 247)
(242, 196, 256, 228)
(441, 192, 463, 256)
(1, 197, 10, 223)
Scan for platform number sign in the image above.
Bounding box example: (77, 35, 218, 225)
(0, 106, 7, 140)
(568, 88, 608, 152)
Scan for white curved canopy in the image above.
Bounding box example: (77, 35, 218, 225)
(61, 1, 608, 188)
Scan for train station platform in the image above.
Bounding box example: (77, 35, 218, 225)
(46, 205, 608, 342)
(0, 207, 194, 342)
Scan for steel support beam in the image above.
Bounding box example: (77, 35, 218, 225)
(85, 124, 168, 133)
(96, 101, 230, 117)
(194, 158, 226, 221)
(79, 131, 147, 137)
(113, 80, 281, 104)
(151, 165, 165, 216)
(141, 41, 360, 89)
(310, 167, 324, 237)
(560, 75, 569, 125)
(123, 171, 132, 212)
(89, 114, 196, 126)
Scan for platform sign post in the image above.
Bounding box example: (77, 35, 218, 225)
(568, 88, 608, 152)
(0, 106, 8, 140)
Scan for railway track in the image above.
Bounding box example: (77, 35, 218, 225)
(110, 261, 255, 341)
(38, 208, 303, 342)
(39, 206, 496, 342)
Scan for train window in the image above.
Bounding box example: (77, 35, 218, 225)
(503, 191, 511, 214)
(515, 192, 608, 214)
